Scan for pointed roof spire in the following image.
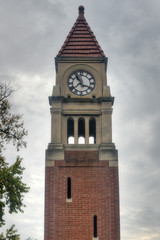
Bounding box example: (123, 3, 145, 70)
(57, 6, 105, 57)
(78, 5, 85, 20)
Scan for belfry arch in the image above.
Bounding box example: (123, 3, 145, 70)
(89, 118, 96, 144)
(67, 118, 74, 144)
(78, 118, 85, 144)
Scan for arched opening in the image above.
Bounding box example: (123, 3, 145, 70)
(89, 118, 96, 144)
(93, 215, 98, 238)
(78, 118, 85, 144)
(78, 136, 85, 144)
(67, 118, 74, 144)
(89, 136, 94, 144)
(68, 136, 74, 144)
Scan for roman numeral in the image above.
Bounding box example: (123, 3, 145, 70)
(88, 86, 93, 90)
(90, 79, 94, 82)
(70, 86, 74, 90)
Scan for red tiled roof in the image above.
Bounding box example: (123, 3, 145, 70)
(57, 6, 105, 57)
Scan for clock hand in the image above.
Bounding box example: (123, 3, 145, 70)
(74, 82, 81, 88)
(82, 84, 89, 88)
(75, 73, 83, 85)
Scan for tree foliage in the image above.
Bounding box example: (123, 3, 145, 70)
(25, 238, 37, 240)
(0, 84, 27, 151)
(0, 83, 29, 227)
(0, 225, 20, 240)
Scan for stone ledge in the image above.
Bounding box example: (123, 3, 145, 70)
(45, 146, 64, 161)
(66, 198, 72, 203)
(64, 144, 99, 151)
(45, 143, 118, 162)
(46, 160, 55, 167)
(109, 160, 118, 167)
(99, 148, 118, 161)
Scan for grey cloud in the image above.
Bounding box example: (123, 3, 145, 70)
(122, 207, 160, 239)
(0, 0, 66, 74)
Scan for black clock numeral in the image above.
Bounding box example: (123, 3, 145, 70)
(88, 86, 93, 90)
(70, 86, 74, 91)
(90, 79, 94, 83)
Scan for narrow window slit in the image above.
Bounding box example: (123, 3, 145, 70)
(94, 215, 97, 238)
(67, 177, 71, 199)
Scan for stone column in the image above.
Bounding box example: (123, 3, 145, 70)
(85, 117, 89, 144)
(101, 102, 112, 143)
(96, 116, 101, 144)
(74, 117, 78, 144)
(63, 116, 67, 144)
(51, 107, 62, 143)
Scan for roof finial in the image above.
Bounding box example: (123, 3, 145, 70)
(78, 5, 85, 19)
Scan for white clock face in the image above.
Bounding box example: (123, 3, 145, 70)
(67, 70, 95, 96)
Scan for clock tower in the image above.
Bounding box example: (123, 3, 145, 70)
(45, 6, 120, 240)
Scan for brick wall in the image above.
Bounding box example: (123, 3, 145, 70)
(44, 151, 120, 240)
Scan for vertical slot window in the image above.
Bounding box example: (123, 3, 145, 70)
(78, 118, 85, 144)
(67, 118, 74, 144)
(94, 215, 97, 238)
(89, 118, 96, 144)
(67, 177, 71, 199)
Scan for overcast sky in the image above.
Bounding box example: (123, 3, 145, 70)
(0, 0, 160, 239)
